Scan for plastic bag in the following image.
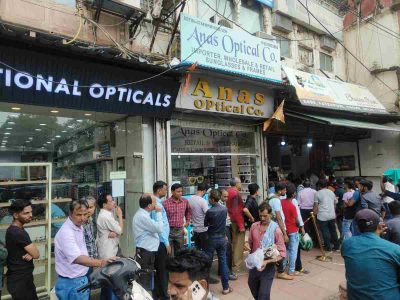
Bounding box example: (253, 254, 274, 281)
(264, 244, 280, 259)
(245, 248, 264, 270)
(299, 233, 313, 251)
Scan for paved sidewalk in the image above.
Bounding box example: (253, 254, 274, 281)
(209, 248, 345, 300)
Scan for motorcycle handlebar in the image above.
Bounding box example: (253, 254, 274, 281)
(76, 282, 91, 293)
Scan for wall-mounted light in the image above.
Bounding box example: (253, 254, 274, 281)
(328, 142, 333, 148)
(307, 140, 313, 148)
(280, 138, 286, 146)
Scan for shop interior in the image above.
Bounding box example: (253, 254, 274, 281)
(0, 103, 129, 297)
(266, 113, 369, 183)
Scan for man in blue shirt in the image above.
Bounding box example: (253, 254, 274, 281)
(133, 193, 163, 292)
(204, 189, 232, 295)
(342, 209, 400, 300)
(151, 181, 170, 300)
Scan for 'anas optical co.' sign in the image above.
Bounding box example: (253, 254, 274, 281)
(180, 14, 281, 83)
(176, 75, 274, 118)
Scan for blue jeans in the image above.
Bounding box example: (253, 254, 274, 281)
(206, 235, 229, 290)
(282, 233, 299, 274)
(342, 218, 353, 240)
(55, 275, 90, 300)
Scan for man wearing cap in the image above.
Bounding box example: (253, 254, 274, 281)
(341, 209, 400, 300)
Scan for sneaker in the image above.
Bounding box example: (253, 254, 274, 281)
(277, 272, 294, 280)
(229, 272, 238, 280)
(209, 276, 220, 284)
(298, 268, 310, 274)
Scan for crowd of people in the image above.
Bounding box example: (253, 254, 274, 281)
(2, 173, 400, 300)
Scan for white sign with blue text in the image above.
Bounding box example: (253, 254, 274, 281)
(255, 0, 274, 8)
(180, 14, 281, 83)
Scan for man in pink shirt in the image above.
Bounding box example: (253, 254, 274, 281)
(247, 202, 286, 299)
(55, 199, 111, 300)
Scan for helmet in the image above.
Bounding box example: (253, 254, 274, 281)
(299, 233, 313, 251)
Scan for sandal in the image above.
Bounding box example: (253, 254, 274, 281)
(222, 287, 233, 295)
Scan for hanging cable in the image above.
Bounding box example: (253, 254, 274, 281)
(65, 0, 85, 45)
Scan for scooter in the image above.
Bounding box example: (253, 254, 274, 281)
(77, 257, 154, 300)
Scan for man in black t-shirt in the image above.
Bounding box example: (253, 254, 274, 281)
(243, 183, 260, 229)
(6, 199, 39, 300)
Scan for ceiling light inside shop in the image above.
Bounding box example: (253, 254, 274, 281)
(26, 141, 30, 143)
(329, 143, 333, 148)
(1, 146, 5, 148)
(77, 120, 83, 123)
(67, 126, 73, 129)
(4, 133, 10, 135)
(28, 137, 33, 140)
(84, 113, 92, 116)
(280, 138, 286, 146)
(50, 110, 59, 113)
(55, 135, 61, 138)
(8, 122, 15, 125)
(62, 130, 67, 133)
(11, 107, 21, 111)
(5, 128, 12, 130)
(307, 141, 313, 148)
(46, 141, 51, 144)
(35, 129, 41, 131)
(39, 123, 46, 126)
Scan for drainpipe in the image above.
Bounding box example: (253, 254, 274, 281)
(356, 140, 362, 176)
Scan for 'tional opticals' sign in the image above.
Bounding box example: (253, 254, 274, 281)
(176, 75, 274, 118)
(180, 14, 281, 83)
(0, 45, 180, 117)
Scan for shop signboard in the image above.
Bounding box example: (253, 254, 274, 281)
(180, 14, 281, 83)
(170, 125, 255, 154)
(176, 75, 274, 118)
(283, 66, 388, 114)
(332, 155, 356, 171)
(255, 0, 274, 8)
(0, 45, 180, 118)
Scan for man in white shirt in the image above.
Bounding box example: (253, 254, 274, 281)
(189, 183, 209, 251)
(55, 199, 110, 300)
(96, 193, 123, 300)
(133, 193, 163, 292)
(383, 176, 395, 204)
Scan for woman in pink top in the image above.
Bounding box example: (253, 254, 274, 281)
(247, 202, 286, 300)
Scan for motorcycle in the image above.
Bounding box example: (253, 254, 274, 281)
(77, 257, 154, 300)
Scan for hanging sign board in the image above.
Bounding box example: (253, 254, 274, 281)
(110, 171, 127, 180)
(283, 66, 388, 114)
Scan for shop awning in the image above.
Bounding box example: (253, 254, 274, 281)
(283, 66, 388, 115)
(287, 112, 400, 132)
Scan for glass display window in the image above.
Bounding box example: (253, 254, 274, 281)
(170, 121, 262, 199)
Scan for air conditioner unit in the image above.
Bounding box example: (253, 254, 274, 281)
(272, 13, 293, 33)
(320, 35, 336, 51)
(111, 0, 141, 9)
(254, 31, 275, 40)
(209, 15, 233, 29)
(87, 0, 143, 17)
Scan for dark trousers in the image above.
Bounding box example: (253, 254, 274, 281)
(206, 236, 229, 291)
(193, 231, 208, 251)
(295, 245, 302, 271)
(136, 247, 156, 292)
(248, 263, 275, 300)
(100, 287, 118, 300)
(218, 225, 233, 275)
(153, 243, 169, 300)
(301, 209, 316, 242)
(318, 219, 340, 251)
(7, 273, 38, 300)
(169, 227, 184, 256)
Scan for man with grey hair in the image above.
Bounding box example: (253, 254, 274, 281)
(226, 177, 245, 273)
(83, 196, 98, 260)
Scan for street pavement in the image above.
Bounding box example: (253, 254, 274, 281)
(209, 248, 345, 300)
